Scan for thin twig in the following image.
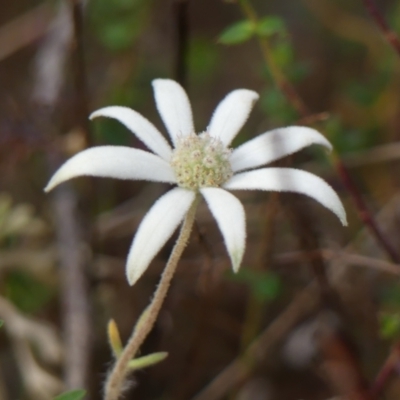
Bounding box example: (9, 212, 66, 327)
(371, 343, 400, 397)
(0, 2, 54, 62)
(333, 154, 400, 263)
(361, 0, 400, 57)
(191, 248, 369, 400)
(191, 190, 400, 400)
(192, 285, 319, 400)
(274, 249, 400, 276)
(238, 0, 400, 265)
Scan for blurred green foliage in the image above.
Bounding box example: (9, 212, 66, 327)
(218, 20, 255, 45)
(189, 38, 219, 83)
(259, 87, 297, 124)
(230, 269, 281, 302)
(4, 271, 54, 314)
(380, 313, 400, 339)
(53, 390, 86, 400)
(218, 15, 287, 45)
(377, 284, 400, 339)
(89, 0, 152, 51)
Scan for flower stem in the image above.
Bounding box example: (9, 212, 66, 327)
(104, 196, 200, 400)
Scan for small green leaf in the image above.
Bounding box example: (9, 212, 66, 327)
(256, 16, 286, 37)
(53, 389, 86, 400)
(0, 320, 3, 328)
(218, 21, 255, 45)
(128, 352, 168, 370)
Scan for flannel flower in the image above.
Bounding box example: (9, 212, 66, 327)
(45, 79, 347, 285)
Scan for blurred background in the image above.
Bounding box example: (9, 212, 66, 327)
(2, 0, 400, 399)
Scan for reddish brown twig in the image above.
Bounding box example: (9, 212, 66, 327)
(333, 155, 400, 263)
(371, 342, 400, 397)
(361, 0, 400, 57)
(238, 0, 400, 265)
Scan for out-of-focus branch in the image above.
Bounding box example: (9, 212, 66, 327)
(32, 1, 73, 107)
(332, 153, 400, 263)
(238, 0, 400, 265)
(0, 296, 62, 364)
(302, 0, 382, 60)
(52, 184, 92, 390)
(274, 249, 400, 276)
(70, 0, 92, 145)
(0, 2, 54, 62)
(192, 285, 319, 400)
(371, 342, 400, 397)
(32, 0, 92, 392)
(361, 0, 400, 58)
(0, 295, 63, 399)
(191, 193, 400, 400)
(12, 339, 63, 400)
(173, 0, 190, 88)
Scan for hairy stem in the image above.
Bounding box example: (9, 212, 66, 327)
(104, 196, 200, 400)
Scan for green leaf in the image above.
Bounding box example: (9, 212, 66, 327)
(256, 16, 286, 37)
(380, 313, 400, 339)
(218, 21, 255, 45)
(0, 320, 3, 328)
(53, 389, 86, 400)
(128, 352, 168, 370)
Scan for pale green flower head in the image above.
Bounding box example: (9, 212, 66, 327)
(170, 132, 233, 189)
(45, 79, 347, 286)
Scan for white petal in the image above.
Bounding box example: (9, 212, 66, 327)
(224, 168, 347, 226)
(44, 146, 176, 192)
(201, 188, 246, 272)
(90, 106, 172, 161)
(126, 188, 196, 285)
(152, 79, 194, 146)
(208, 89, 259, 146)
(230, 126, 332, 172)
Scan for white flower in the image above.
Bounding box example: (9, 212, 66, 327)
(45, 79, 347, 285)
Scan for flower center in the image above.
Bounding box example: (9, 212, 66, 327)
(170, 133, 233, 190)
